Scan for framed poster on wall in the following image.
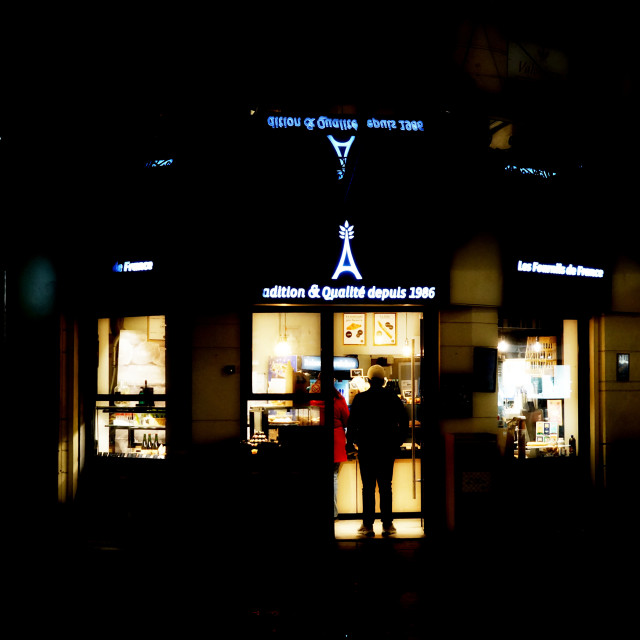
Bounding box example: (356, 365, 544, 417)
(343, 313, 365, 345)
(374, 313, 396, 346)
(547, 399, 563, 425)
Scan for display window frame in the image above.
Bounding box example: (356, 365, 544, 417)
(93, 313, 168, 460)
(245, 307, 336, 437)
(245, 303, 430, 414)
(497, 316, 582, 459)
(244, 302, 440, 537)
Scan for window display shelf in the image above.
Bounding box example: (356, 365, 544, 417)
(96, 394, 166, 405)
(95, 399, 167, 457)
(100, 421, 167, 429)
(96, 451, 166, 459)
(96, 314, 167, 459)
(97, 405, 167, 415)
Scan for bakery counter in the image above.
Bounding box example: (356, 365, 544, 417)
(336, 457, 422, 515)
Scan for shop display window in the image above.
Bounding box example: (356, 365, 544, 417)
(498, 319, 578, 458)
(248, 313, 323, 447)
(246, 310, 424, 524)
(95, 315, 167, 458)
(247, 311, 422, 448)
(251, 312, 321, 394)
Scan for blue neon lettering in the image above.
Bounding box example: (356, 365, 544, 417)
(327, 136, 355, 180)
(113, 260, 153, 273)
(266, 113, 423, 181)
(261, 283, 433, 301)
(267, 116, 301, 129)
(317, 116, 358, 131)
(506, 164, 557, 179)
(262, 285, 306, 298)
(145, 159, 173, 167)
(517, 260, 603, 278)
(267, 114, 425, 134)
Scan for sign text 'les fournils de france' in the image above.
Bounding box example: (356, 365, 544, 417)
(517, 260, 604, 278)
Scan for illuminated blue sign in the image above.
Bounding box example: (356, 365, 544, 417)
(327, 136, 355, 180)
(262, 284, 435, 302)
(113, 260, 154, 273)
(266, 113, 424, 180)
(267, 115, 424, 134)
(505, 164, 556, 179)
(367, 118, 424, 132)
(260, 220, 436, 304)
(145, 159, 174, 167)
(517, 260, 604, 278)
(332, 220, 362, 280)
(267, 116, 359, 131)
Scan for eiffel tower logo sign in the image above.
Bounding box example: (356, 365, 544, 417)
(332, 220, 362, 280)
(327, 135, 356, 180)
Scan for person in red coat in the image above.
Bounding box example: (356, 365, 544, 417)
(310, 377, 349, 519)
(332, 387, 350, 519)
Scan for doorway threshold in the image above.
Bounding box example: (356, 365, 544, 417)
(334, 517, 424, 540)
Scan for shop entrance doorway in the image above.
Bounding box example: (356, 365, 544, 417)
(248, 308, 434, 541)
(331, 311, 425, 539)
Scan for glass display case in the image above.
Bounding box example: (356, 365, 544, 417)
(95, 404, 167, 458)
(95, 314, 167, 458)
(247, 402, 322, 446)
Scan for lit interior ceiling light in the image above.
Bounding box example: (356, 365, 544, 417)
(274, 313, 291, 356)
(402, 314, 412, 356)
(274, 335, 291, 356)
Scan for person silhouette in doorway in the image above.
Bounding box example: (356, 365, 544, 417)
(347, 364, 409, 536)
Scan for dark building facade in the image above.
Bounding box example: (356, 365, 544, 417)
(5, 12, 640, 555)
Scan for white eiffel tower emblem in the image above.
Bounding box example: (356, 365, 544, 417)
(332, 220, 362, 280)
(327, 135, 355, 180)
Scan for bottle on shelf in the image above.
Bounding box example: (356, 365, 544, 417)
(569, 435, 576, 456)
(154, 433, 159, 450)
(138, 380, 155, 407)
(142, 433, 149, 450)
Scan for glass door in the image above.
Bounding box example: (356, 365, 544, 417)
(333, 310, 425, 539)
(246, 308, 431, 539)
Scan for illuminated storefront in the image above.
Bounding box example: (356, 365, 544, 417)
(245, 215, 442, 538)
(74, 104, 616, 544)
(95, 314, 167, 458)
(89, 252, 175, 463)
(498, 249, 610, 461)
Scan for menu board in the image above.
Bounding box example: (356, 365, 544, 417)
(343, 313, 365, 345)
(374, 313, 396, 346)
